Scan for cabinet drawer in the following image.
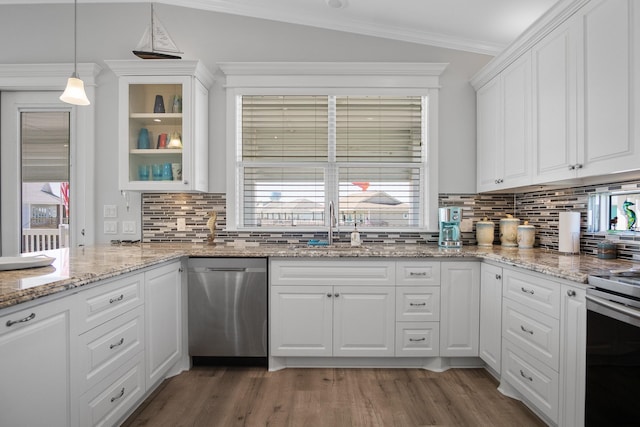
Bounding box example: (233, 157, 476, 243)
(396, 287, 440, 322)
(502, 341, 559, 424)
(503, 299, 559, 370)
(270, 260, 395, 286)
(80, 351, 145, 427)
(78, 273, 144, 332)
(78, 306, 145, 392)
(502, 269, 560, 318)
(395, 261, 440, 285)
(395, 322, 439, 357)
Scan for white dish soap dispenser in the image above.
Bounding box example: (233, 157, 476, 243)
(351, 224, 361, 247)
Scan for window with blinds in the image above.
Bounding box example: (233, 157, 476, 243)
(238, 95, 426, 229)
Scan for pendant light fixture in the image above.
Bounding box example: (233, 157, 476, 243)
(60, 0, 90, 106)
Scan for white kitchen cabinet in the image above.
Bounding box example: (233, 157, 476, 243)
(270, 284, 395, 357)
(0, 297, 75, 427)
(106, 60, 213, 192)
(145, 260, 183, 388)
(440, 262, 480, 357)
(270, 285, 333, 357)
(559, 284, 586, 427)
(476, 53, 532, 193)
(479, 263, 502, 374)
(532, 15, 579, 183)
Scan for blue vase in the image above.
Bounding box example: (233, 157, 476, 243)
(153, 95, 165, 113)
(137, 128, 150, 149)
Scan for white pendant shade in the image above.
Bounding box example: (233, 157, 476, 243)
(60, 75, 90, 106)
(60, 0, 89, 106)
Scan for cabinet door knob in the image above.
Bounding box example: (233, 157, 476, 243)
(334, 293, 340, 298)
(567, 289, 576, 297)
(183, 180, 189, 185)
(575, 164, 583, 169)
(326, 293, 332, 298)
(568, 165, 576, 170)
(495, 274, 501, 280)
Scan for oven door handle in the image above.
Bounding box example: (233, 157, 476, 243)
(586, 293, 640, 328)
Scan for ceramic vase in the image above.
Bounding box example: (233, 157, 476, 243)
(153, 95, 165, 113)
(137, 128, 150, 149)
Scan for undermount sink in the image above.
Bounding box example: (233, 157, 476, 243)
(293, 244, 370, 252)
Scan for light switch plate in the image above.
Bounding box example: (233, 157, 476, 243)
(122, 221, 136, 234)
(104, 221, 117, 234)
(104, 205, 117, 218)
(177, 218, 186, 231)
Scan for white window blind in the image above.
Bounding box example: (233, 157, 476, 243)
(21, 111, 70, 182)
(238, 94, 426, 229)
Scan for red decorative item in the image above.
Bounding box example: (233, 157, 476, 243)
(352, 182, 369, 191)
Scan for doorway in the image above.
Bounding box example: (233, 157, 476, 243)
(1, 92, 73, 255)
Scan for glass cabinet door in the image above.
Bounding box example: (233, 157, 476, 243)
(124, 78, 188, 189)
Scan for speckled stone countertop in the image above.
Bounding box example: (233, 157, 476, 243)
(0, 243, 635, 310)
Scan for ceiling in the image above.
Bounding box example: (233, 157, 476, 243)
(2, 0, 560, 55)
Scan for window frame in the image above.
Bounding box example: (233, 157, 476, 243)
(221, 62, 448, 232)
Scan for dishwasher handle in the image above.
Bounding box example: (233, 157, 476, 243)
(189, 267, 266, 273)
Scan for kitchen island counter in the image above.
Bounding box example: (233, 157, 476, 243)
(0, 243, 634, 310)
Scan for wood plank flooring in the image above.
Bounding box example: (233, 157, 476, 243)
(122, 367, 545, 427)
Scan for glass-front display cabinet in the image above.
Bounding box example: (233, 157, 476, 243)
(106, 60, 213, 192)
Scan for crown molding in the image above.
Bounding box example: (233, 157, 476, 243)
(0, 63, 102, 90)
(104, 59, 214, 88)
(470, 0, 590, 89)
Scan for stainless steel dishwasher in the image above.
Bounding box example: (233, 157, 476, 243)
(187, 258, 267, 364)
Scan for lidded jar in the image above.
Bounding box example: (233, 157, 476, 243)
(517, 221, 535, 249)
(476, 217, 495, 246)
(500, 214, 520, 247)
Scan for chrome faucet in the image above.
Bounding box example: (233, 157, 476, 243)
(328, 200, 336, 245)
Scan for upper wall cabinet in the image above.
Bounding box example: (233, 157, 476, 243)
(106, 60, 213, 192)
(476, 53, 532, 193)
(474, 0, 640, 191)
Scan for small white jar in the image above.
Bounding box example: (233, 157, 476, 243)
(476, 217, 495, 246)
(500, 214, 520, 247)
(517, 221, 535, 249)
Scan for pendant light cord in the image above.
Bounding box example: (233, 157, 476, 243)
(73, 0, 78, 77)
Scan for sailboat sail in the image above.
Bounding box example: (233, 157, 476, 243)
(133, 5, 183, 59)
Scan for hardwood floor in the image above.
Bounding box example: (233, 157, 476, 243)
(122, 367, 545, 427)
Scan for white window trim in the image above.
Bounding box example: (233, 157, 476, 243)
(0, 63, 101, 252)
(220, 62, 448, 232)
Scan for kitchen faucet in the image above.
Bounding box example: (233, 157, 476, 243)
(328, 200, 336, 246)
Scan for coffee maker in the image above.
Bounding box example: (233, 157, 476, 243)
(438, 207, 462, 248)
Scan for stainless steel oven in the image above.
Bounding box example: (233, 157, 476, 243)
(586, 271, 640, 426)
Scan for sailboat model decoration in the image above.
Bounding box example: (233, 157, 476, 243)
(133, 3, 183, 59)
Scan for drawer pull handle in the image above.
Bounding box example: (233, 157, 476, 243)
(519, 370, 533, 382)
(109, 294, 124, 304)
(109, 338, 125, 349)
(410, 272, 427, 277)
(520, 287, 535, 295)
(520, 325, 534, 335)
(6, 312, 36, 327)
(409, 337, 426, 342)
(410, 302, 427, 306)
(110, 387, 125, 403)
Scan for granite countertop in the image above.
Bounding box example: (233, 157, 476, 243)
(0, 243, 635, 310)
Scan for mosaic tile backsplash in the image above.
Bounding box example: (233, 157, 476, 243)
(142, 178, 640, 261)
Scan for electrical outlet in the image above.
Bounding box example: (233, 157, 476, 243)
(177, 218, 186, 231)
(104, 221, 117, 234)
(460, 218, 473, 233)
(122, 221, 136, 234)
(103, 205, 117, 218)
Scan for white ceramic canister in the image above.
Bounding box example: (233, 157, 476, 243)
(517, 221, 535, 249)
(500, 214, 520, 247)
(476, 217, 495, 246)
